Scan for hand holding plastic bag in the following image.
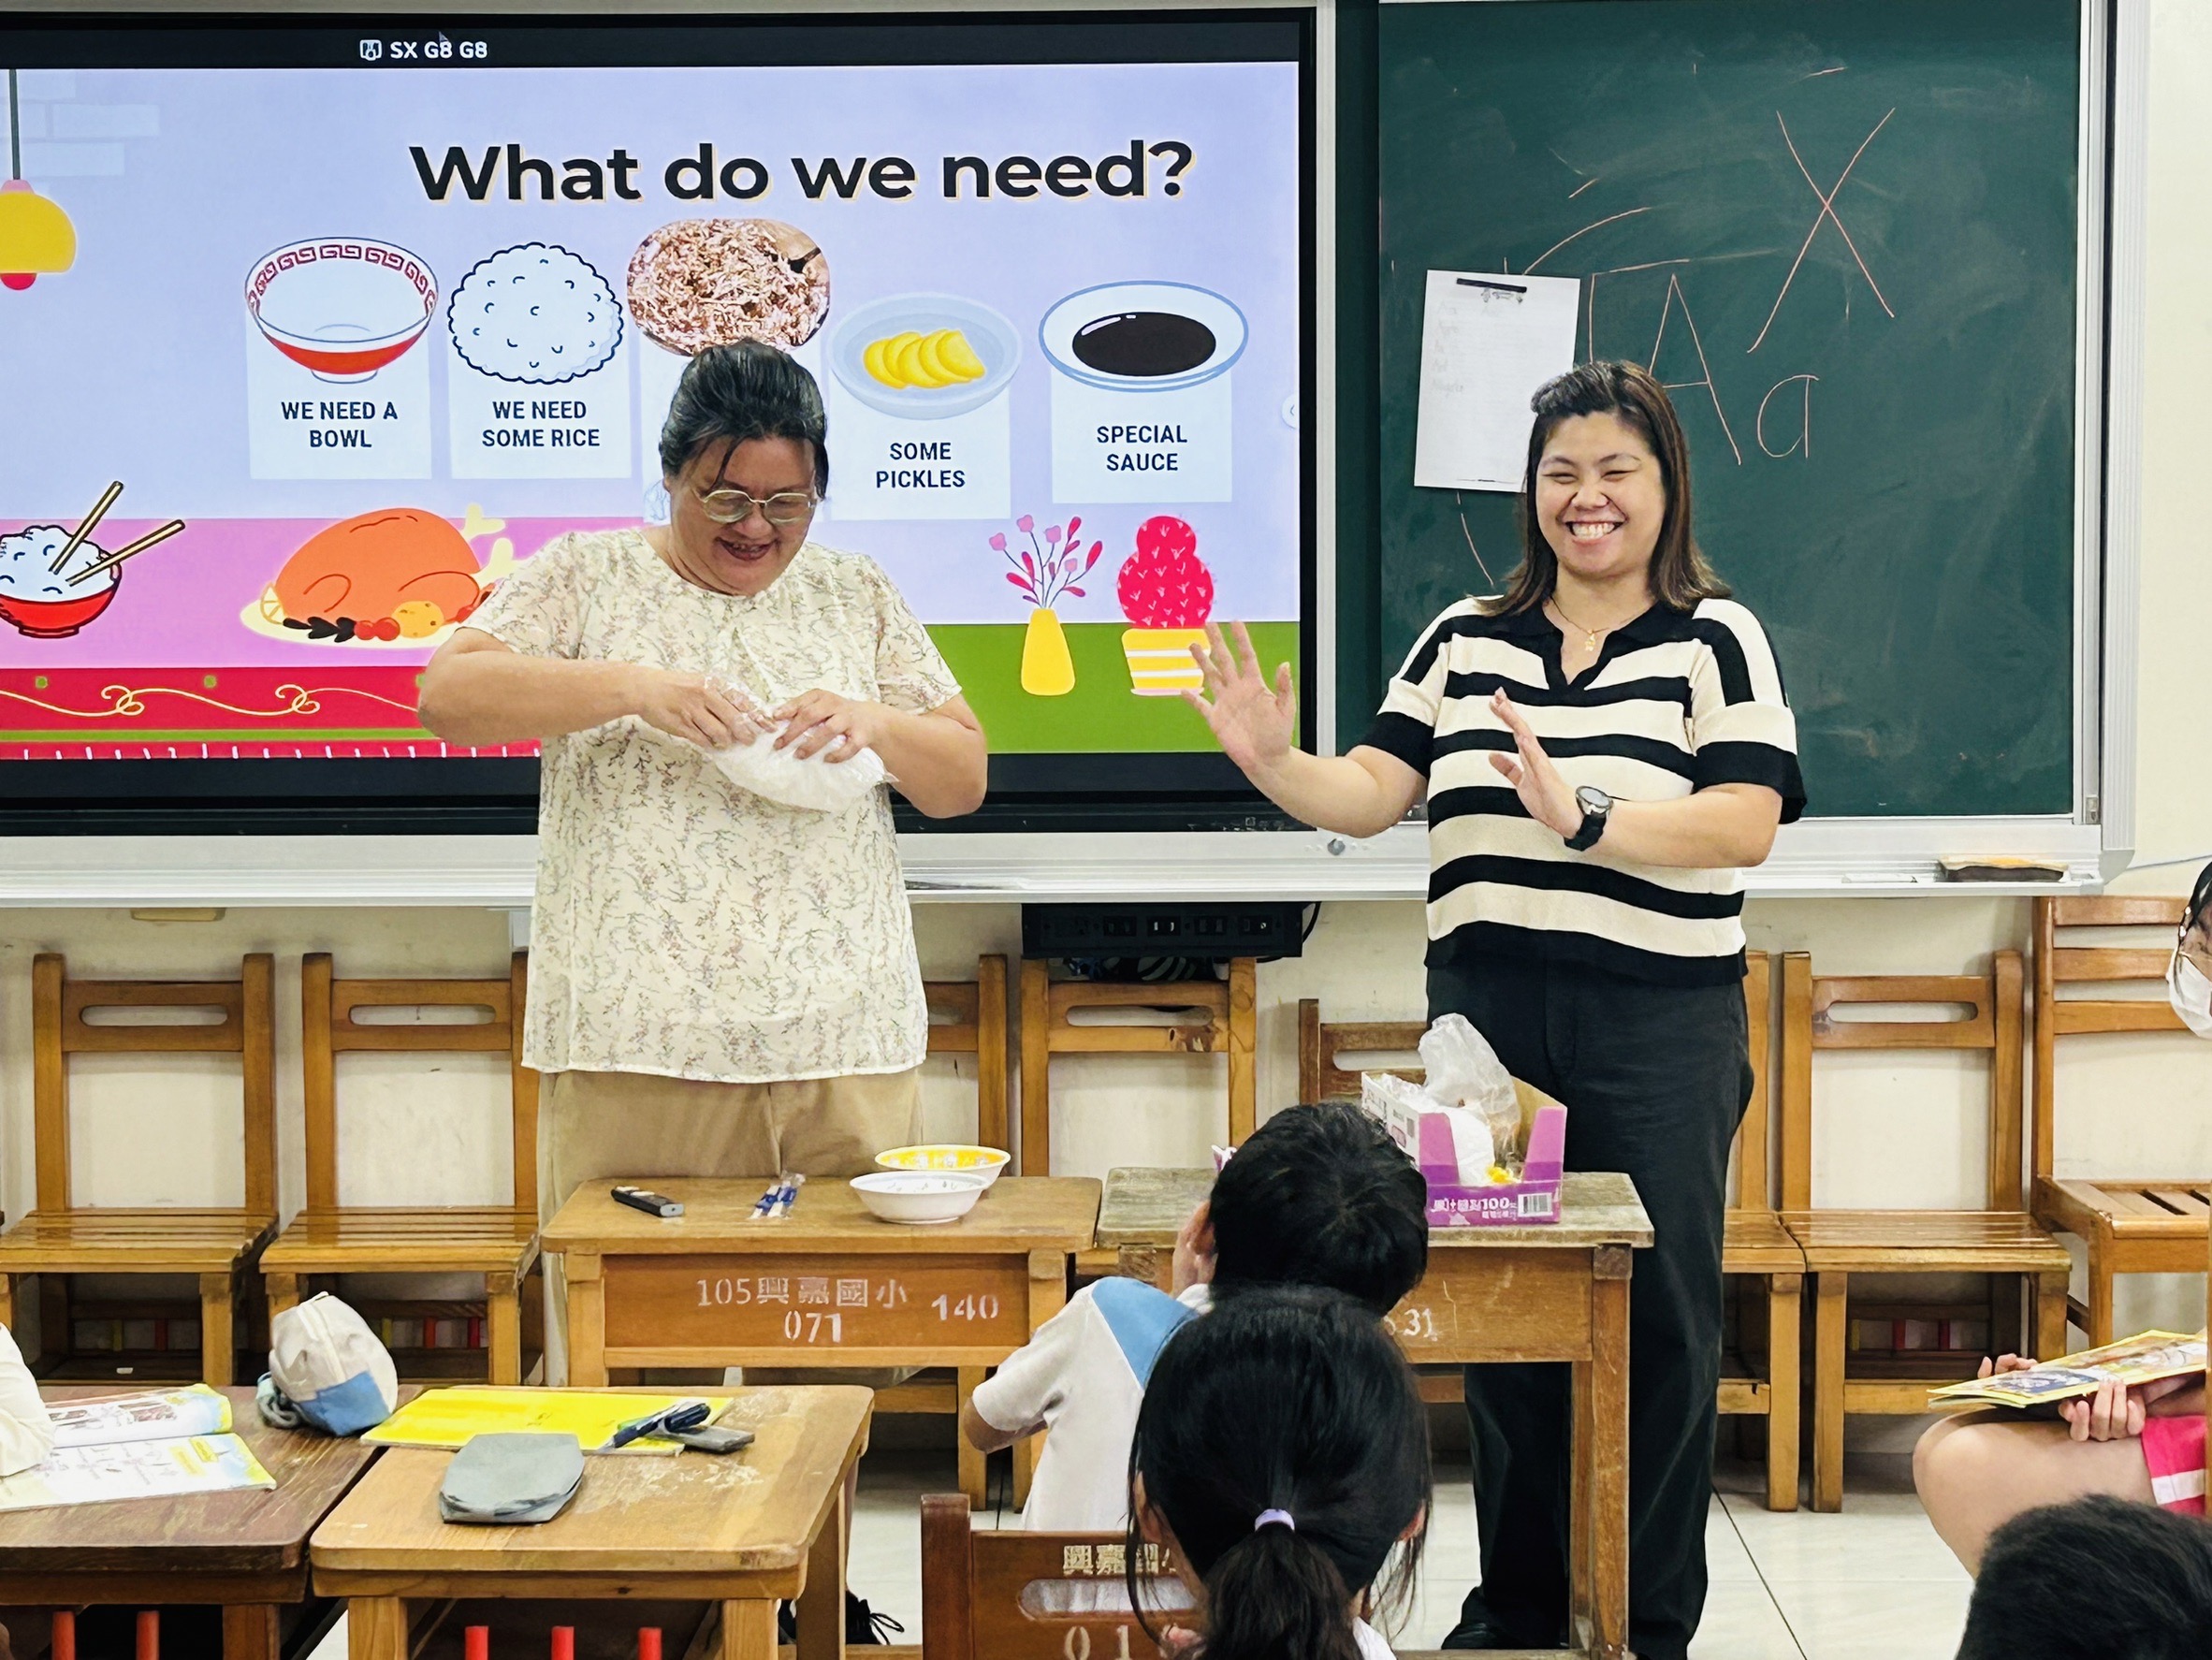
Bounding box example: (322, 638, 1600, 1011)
(703, 673, 887, 813)
(709, 726, 887, 812)
(1420, 1013, 1523, 1162)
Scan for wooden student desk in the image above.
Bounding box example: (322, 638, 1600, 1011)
(1096, 1167, 1654, 1660)
(310, 1386, 871, 1660)
(0, 1385, 392, 1660)
(542, 1176, 1101, 1508)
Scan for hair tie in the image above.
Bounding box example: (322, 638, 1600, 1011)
(1254, 1509, 1296, 1533)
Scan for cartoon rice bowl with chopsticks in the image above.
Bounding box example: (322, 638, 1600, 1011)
(0, 480, 182, 638)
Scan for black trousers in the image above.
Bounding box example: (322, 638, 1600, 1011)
(1431, 954, 1749, 1660)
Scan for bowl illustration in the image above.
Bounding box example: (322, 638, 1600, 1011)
(245, 239, 439, 382)
(0, 523, 121, 638)
(1039, 281, 1247, 393)
(829, 294, 1021, 421)
(448, 242, 622, 385)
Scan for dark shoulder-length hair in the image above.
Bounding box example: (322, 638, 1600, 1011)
(658, 339, 830, 494)
(1487, 359, 1729, 616)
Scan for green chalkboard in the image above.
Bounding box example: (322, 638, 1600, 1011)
(1363, 0, 2080, 817)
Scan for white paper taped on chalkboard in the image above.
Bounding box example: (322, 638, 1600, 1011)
(1412, 270, 1581, 492)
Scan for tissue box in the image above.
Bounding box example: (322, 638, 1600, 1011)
(1367, 1077, 1567, 1228)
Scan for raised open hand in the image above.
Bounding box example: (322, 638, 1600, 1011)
(1182, 621, 1296, 775)
(1487, 689, 1583, 838)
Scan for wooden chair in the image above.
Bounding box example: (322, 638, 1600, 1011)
(922, 1493, 1186, 1660)
(2029, 896, 2205, 1346)
(0, 954, 278, 1384)
(1780, 951, 2072, 1511)
(260, 953, 542, 1384)
(924, 956, 1011, 1153)
(1719, 954, 1806, 1512)
(1299, 972, 1805, 1511)
(1018, 960, 1255, 1177)
(919, 1493, 1456, 1660)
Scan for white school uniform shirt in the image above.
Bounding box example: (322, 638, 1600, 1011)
(1354, 1619, 1395, 1659)
(0, 1325, 54, 1477)
(972, 1277, 1209, 1531)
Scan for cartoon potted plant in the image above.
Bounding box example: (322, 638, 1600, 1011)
(1117, 516, 1214, 694)
(996, 514, 1100, 696)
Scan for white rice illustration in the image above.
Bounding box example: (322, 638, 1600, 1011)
(447, 242, 623, 384)
(0, 525, 117, 598)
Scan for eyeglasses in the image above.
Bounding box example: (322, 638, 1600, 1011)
(694, 487, 818, 527)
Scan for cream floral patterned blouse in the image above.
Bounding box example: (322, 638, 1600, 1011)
(466, 529, 963, 1083)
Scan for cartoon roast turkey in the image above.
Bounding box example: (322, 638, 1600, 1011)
(268, 508, 486, 642)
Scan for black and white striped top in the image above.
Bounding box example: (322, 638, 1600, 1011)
(1359, 598, 1806, 987)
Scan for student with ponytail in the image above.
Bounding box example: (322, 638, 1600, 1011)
(1128, 1288, 1430, 1660)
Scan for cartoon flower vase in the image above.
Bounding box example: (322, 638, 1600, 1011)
(1117, 517, 1215, 694)
(997, 516, 1100, 696)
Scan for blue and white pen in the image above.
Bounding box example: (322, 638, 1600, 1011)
(751, 1173, 791, 1220)
(768, 1172, 808, 1219)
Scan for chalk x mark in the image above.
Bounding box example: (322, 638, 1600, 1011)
(1748, 108, 1897, 353)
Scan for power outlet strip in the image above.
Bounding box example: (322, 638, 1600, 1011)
(1020, 902, 1308, 961)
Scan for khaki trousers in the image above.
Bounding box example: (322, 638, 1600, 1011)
(537, 1066, 922, 1384)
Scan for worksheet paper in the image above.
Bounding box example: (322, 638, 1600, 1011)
(0, 1434, 274, 1513)
(46, 1383, 232, 1449)
(1412, 271, 1582, 492)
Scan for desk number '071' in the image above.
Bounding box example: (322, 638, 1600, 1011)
(933, 1292, 999, 1320)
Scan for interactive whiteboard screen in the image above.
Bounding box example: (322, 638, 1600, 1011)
(0, 15, 1309, 824)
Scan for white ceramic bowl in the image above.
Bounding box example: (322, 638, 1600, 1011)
(851, 1170, 989, 1226)
(875, 1143, 1011, 1189)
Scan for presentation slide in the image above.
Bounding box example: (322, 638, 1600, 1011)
(0, 28, 1303, 765)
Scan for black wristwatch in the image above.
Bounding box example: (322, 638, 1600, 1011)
(1564, 785, 1612, 852)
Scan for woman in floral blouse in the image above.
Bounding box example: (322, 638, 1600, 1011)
(420, 341, 986, 1221)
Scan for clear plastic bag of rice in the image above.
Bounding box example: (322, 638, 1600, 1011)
(709, 726, 886, 813)
(699, 674, 887, 811)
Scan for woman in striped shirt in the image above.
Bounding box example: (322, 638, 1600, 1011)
(1188, 361, 1804, 1660)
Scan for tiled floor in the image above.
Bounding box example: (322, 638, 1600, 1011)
(306, 1450, 1973, 1659)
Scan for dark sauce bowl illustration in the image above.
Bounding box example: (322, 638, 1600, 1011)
(1040, 282, 1246, 393)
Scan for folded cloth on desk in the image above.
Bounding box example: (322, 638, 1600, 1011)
(439, 1432, 584, 1525)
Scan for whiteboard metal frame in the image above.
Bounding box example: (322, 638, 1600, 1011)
(0, 0, 2147, 901)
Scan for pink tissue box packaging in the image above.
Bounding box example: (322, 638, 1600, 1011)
(1371, 1078, 1568, 1228)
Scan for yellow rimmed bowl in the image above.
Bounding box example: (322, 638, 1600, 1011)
(875, 1143, 1011, 1189)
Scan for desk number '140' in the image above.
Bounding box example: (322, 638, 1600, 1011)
(933, 1293, 1000, 1320)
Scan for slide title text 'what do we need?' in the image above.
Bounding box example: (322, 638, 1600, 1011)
(409, 141, 1200, 205)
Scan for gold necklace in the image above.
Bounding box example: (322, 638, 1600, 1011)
(1547, 596, 1616, 653)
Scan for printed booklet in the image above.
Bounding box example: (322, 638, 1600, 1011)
(1929, 1331, 2207, 1409)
